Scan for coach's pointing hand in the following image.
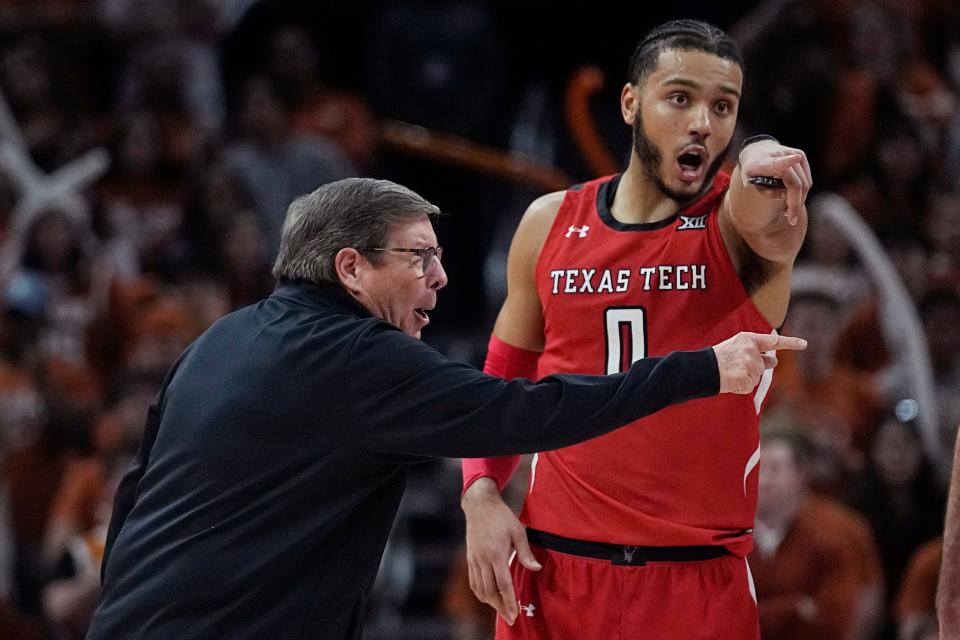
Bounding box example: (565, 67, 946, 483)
(713, 332, 806, 395)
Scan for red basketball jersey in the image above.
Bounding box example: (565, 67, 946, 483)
(522, 173, 773, 556)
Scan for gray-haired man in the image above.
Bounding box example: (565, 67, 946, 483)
(88, 178, 804, 639)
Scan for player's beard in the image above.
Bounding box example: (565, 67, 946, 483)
(632, 111, 730, 206)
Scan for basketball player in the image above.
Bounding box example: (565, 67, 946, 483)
(460, 19, 811, 639)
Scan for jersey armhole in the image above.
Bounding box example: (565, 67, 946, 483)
(706, 202, 774, 333)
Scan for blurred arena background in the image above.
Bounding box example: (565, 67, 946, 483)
(0, 1, 958, 638)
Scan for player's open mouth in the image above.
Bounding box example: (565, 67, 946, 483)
(415, 308, 430, 321)
(677, 148, 705, 183)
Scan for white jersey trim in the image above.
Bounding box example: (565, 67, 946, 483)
(528, 452, 540, 495)
(753, 363, 774, 414)
(744, 331, 776, 495)
(743, 445, 761, 497)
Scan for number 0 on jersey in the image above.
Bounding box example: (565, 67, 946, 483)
(604, 307, 648, 374)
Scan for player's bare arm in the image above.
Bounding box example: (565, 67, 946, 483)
(718, 138, 811, 326)
(491, 190, 566, 350)
(462, 190, 564, 626)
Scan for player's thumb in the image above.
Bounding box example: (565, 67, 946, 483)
(514, 532, 542, 571)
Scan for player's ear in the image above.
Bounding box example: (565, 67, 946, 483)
(621, 83, 638, 125)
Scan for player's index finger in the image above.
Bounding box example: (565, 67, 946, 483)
(752, 333, 807, 351)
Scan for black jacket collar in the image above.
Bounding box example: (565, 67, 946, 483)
(272, 279, 373, 319)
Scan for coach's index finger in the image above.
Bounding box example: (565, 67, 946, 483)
(750, 333, 807, 352)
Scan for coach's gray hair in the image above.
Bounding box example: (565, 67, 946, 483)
(272, 178, 441, 284)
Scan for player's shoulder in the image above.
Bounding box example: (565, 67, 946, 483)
(512, 177, 615, 258)
(512, 190, 567, 250)
(518, 177, 605, 235)
(500, 189, 573, 274)
(523, 190, 567, 225)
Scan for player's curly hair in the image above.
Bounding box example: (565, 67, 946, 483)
(627, 19, 743, 86)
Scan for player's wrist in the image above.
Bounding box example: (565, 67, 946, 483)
(737, 134, 780, 166)
(739, 134, 779, 156)
(461, 476, 501, 511)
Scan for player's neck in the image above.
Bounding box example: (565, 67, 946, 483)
(609, 163, 681, 225)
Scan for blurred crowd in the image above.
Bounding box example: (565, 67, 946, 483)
(0, 1, 958, 639)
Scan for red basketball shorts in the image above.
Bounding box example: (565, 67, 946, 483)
(495, 540, 760, 640)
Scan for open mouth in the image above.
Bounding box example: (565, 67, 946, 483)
(415, 308, 430, 321)
(677, 149, 705, 182)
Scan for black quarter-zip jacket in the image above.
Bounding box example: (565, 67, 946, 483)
(88, 279, 719, 639)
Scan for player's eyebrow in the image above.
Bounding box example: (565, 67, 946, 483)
(719, 84, 741, 99)
(663, 76, 741, 99)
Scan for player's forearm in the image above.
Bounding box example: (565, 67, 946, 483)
(458, 333, 539, 494)
(938, 429, 960, 632)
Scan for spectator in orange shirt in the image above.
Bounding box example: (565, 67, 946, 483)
(750, 427, 883, 640)
(43, 371, 159, 565)
(896, 537, 941, 640)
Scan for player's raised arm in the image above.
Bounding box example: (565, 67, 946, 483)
(718, 136, 811, 327)
(720, 136, 810, 265)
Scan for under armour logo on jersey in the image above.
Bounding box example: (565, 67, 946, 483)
(677, 215, 707, 230)
(565, 225, 589, 238)
(519, 603, 537, 618)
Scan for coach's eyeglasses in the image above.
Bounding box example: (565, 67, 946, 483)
(358, 246, 444, 275)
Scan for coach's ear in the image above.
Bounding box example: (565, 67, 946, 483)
(335, 247, 365, 293)
(621, 82, 638, 125)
